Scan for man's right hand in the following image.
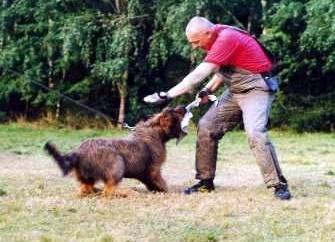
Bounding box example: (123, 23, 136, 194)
(143, 92, 172, 106)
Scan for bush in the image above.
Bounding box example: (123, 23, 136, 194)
(271, 91, 335, 132)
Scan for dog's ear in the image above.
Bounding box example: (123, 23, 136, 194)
(145, 113, 163, 127)
(148, 112, 171, 128)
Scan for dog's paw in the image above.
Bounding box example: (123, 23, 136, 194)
(101, 189, 128, 199)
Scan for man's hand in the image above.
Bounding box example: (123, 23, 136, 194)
(196, 87, 212, 104)
(143, 92, 171, 106)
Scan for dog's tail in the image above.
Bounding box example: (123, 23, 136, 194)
(44, 142, 77, 176)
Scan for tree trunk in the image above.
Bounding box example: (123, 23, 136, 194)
(46, 57, 55, 121)
(24, 101, 29, 119)
(47, 18, 59, 121)
(115, 0, 120, 13)
(117, 91, 126, 129)
(260, 0, 281, 35)
(247, 9, 253, 33)
(261, 0, 267, 35)
(117, 71, 128, 129)
(114, 0, 126, 14)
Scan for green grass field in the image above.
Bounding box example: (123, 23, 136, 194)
(0, 123, 334, 242)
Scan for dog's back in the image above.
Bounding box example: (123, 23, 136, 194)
(76, 138, 152, 178)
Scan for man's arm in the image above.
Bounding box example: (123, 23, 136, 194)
(166, 62, 219, 98)
(196, 72, 224, 104)
(203, 72, 224, 93)
(143, 62, 219, 105)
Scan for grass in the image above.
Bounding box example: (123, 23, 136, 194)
(0, 123, 334, 242)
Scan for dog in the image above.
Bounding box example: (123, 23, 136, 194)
(44, 106, 186, 197)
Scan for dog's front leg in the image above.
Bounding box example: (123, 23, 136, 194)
(143, 168, 168, 192)
(151, 173, 168, 192)
(141, 178, 167, 192)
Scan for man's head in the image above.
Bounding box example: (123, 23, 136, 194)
(185, 16, 215, 51)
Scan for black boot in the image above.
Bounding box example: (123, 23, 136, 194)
(184, 179, 215, 194)
(274, 183, 291, 200)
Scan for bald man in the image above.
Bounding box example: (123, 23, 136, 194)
(144, 16, 291, 200)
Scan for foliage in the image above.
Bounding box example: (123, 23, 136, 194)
(0, 0, 334, 131)
(264, 0, 335, 131)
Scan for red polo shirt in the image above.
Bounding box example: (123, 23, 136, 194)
(204, 25, 272, 73)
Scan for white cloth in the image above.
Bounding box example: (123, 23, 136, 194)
(181, 95, 217, 133)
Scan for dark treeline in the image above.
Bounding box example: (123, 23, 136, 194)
(0, 0, 334, 131)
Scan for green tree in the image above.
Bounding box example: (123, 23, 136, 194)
(2, 0, 332, 131)
(264, 0, 335, 131)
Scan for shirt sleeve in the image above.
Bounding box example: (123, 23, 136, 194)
(204, 33, 239, 66)
(167, 62, 219, 97)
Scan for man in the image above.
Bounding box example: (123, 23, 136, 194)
(144, 16, 291, 200)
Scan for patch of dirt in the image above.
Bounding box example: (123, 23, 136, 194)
(5, 150, 322, 196)
(0, 152, 265, 193)
(0, 153, 59, 176)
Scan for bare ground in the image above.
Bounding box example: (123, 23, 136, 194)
(0, 134, 335, 242)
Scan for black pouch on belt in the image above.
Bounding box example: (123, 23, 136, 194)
(262, 73, 279, 93)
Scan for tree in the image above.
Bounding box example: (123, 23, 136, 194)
(264, 0, 335, 131)
(2, 0, 332, 131)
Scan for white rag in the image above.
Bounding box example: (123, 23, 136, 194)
(181, 95, 218, 133)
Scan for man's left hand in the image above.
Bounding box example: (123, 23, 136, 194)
(196, 87, 211, 105)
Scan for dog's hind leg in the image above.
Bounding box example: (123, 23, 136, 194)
(102, 154, 127, 198)
(75, 173, 97, 197)
(102, 180, 129, 198)
(79, 183, 95, 197)
(102, 180, 117, 196)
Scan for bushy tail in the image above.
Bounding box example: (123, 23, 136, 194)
(44, 142, 77, 176)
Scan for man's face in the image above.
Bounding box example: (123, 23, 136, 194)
(186, 30, 214, 51)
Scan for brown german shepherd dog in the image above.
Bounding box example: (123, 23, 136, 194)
(44, 106, 186, 197)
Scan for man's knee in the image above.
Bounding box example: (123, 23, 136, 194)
(246, 128, 269, 148)
(198, 117, 223, 140)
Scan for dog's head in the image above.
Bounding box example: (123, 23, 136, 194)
(140, 105, 187, 142)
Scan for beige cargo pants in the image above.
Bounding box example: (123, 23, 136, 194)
(195, 69, 287, 187)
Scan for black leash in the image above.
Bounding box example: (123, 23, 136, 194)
(3, 69, 135, 130)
